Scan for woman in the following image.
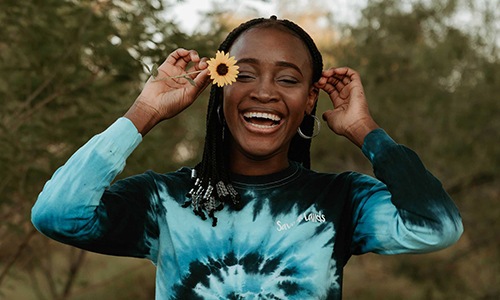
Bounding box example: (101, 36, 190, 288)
(32, 16, 463, 299)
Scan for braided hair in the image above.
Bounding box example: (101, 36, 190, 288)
(183, 16, 324, 226)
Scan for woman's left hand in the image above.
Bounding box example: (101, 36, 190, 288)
(315, 67, 379, 147)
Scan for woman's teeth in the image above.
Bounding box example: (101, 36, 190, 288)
(243, 112, 282, 128)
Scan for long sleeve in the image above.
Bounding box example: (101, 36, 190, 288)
(350, 129, 463, 255)
(31, 118, 159, 259)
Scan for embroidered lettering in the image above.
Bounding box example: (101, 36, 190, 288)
(275, 210, 326, 231)
(303, 212, 326, 223)
(276, 220, 295, 231)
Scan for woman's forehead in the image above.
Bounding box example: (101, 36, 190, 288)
(229, 27, 312, 66)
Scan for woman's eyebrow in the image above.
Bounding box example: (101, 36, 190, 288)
(236, 58, 259, 65)
(237, 58, 303, 75)
(275, 61, 303, 76)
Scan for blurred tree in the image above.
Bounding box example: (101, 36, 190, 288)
(315, 0, 499, 298)
(0, 0, 225, 298)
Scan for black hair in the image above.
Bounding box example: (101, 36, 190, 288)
(183, 16, 324, 226)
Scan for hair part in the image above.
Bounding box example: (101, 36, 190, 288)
(183, 16, 324, 226)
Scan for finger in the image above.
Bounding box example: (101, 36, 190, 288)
(313, 81, 324, 90)
(322, 109, 332, 120)
(333, 67, 364, 95)
(198, 57, 208, 69)
(318, 68, 356, 106)
(327, 69, 349, 87)
(314, 74, 330, 88)
(319, 68, 349, 94)
(187, 57, 208, 77)
(193, 69, 210, 86)
(324, 67, 356, 77)
(321, 68, 336, 77)
(317, 71, 340, 88)
(187, 50, 201, 65)
(333, 74, 350, 87)
(165, 48, 188, 64)
(332, 67, 353, 76)
(332, 67, 361, 84)
(319, 87, 343, 109)
(177, 50, 199, 71)
(334, 68, 365, 99)
(325, 76, 346, 97)
(321, 110, 338, 132)
(165, 48, 200, 70)
(316, 78, 341, 101)
(326, 83, 351, 109)
(192, 68, 211, 91)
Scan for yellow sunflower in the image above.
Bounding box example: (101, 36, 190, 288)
(207, 51, 239, 87)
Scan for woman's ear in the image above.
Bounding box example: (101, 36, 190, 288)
(305, 86, 319, 114)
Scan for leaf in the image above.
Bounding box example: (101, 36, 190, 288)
(139, 60, 158, 78)
(140, 60, 151, 73)
(151, 63, 159, 78)
(185, 76, 197, 87)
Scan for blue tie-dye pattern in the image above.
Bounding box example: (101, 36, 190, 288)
(159, 195, 337, 299)
(32, 118, 463, 300)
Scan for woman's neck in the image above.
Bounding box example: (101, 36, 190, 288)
(229, 149, 290, 176)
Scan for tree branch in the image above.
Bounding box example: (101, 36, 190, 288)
(60, 249, 86, 300)
(0, 227, 37, 287)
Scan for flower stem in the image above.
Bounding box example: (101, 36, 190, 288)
(152, 70, 203, 82)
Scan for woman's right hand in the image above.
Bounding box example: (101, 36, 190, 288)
(125, 48, 210, 135)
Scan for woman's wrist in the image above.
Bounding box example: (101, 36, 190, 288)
(345, 118, 380, 148)
(124, 98, 162, 136)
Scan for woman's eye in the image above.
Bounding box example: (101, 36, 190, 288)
(236, 74, 255, 82)
(278, 77, 299, 85)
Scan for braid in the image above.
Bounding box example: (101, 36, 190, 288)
(183, 16, 323, 226)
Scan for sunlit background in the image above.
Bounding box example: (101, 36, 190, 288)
(0, 0, 498, 299)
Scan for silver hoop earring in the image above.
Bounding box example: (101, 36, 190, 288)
(297, 115, 321, 139)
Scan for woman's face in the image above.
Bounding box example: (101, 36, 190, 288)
(223, 26, 317, 173)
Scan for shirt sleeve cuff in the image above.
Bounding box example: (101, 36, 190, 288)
(94, 117, 143, 160)
(361, 128, 397, 163)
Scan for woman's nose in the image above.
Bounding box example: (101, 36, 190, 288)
(250, 78, 278, 102)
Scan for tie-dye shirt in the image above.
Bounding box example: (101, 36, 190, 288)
(32, 117, 463, 299)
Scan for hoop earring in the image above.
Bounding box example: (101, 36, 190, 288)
(297, 114, 321, 139)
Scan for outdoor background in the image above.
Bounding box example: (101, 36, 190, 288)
(1, 0, 498, 299)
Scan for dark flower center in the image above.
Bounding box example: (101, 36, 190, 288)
(216, 63, 229, 76)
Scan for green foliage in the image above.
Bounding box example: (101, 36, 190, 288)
(315, 0, 499, 298)
(0, 0, 224, 298)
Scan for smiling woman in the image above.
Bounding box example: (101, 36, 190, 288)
(32, 16, 463, 300)
(222, 25, 317, 175)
